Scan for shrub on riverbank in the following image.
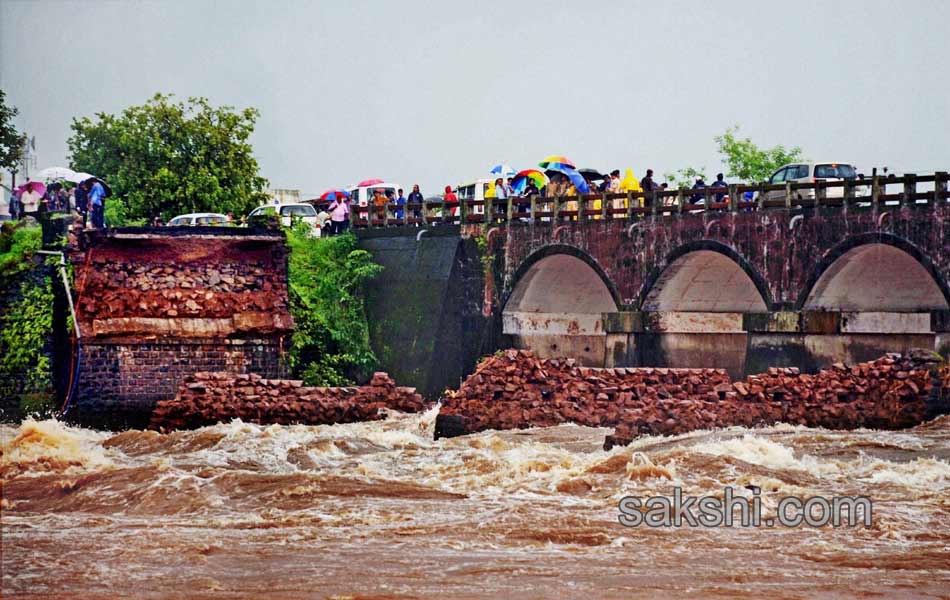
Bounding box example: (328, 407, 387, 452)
(285, 224, 383, 386)
(0, 224, 56, 417)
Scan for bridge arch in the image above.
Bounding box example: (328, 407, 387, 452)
(503, 245, 620, 365)
(799, 233, 950, 311)
(635, 241, 769, 377)
(639, 240, 771, 312)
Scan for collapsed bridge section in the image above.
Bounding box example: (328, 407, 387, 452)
(67, 226, 294, 427)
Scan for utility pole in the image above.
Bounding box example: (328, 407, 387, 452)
(20, 135, 35, 181)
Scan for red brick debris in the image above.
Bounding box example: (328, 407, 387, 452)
(148, 371, 430, 431)
(434, 350, 950, 448)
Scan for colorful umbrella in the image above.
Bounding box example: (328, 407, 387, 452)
(319, 189, 351, 201)
(357, 178, 384, 187)
(34, 166, 77, 181)
(548, 165, 591, 194)
(490, 163, 517, 177)
(510, 169, 547, 193)
(538, 155, 576, 170)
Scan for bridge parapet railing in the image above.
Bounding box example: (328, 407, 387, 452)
(313, 172, 948, 229)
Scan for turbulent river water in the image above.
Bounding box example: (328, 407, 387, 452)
(2, 410, 949, 598)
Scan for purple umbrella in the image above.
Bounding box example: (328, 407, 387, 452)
(14, 181, 47, 198)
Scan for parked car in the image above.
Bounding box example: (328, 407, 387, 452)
(248, 203, 322, 235)
(168, 212, 230, 226)
(760, 162, 860, 202)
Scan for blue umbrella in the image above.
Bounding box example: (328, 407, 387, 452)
(490, 163, 517, 177)
(550, 165, 591, 194)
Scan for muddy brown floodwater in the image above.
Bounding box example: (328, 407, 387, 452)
(2, 409, 949, 599)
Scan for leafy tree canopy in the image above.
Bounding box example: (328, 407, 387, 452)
(0, 90, 26, 173)
(663, 166, 708, 190)
(714, 125, 805, 182)
(67, 93, 269, 220)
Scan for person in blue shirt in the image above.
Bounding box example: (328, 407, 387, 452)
(395, 188, 406, 220)
(690, 177, 706, 204)
(711, 173, 728, 203)
(87, 179, 106, 229)
(407, 184, 424, 223)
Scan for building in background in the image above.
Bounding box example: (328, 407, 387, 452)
(266, 188, 301, 206)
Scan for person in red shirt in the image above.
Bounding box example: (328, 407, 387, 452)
(443, 185, 458, 219)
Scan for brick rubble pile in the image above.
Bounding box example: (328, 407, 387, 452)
(435, 350, 949, 448)
(149, 371, 430, 431)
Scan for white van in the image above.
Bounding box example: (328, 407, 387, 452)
(248, 203, 323, 236)
(346, 182, 402, 220)
(456, 179, 494, 215)
(761, 162, 861, 201)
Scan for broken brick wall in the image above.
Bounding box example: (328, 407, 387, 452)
(67, 227, 294, 427)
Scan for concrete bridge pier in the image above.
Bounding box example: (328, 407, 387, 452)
(599, 309, 950, 378)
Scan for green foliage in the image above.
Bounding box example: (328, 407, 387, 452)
(67, 93, 270, 222)
(664, 166, 708, 190)
(474, 234, 493, 277)
(714, 125, 806, 183)
(0, 224, 41, 275)
(103, 197, 147, 227)
(285, 224, 383, 386)
(0, 89, 26, 171)
(104, 196, 130, 227)
(0, 277, 54, 402)
(19, 392, 56, 418)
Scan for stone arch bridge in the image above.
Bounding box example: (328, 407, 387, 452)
(357, 174, 949, 393)
(491, 202, 949, 377)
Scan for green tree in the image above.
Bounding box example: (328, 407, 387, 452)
(714, 125, 805, 182)
(67, 93, 269, 220)
(285, 224, 383, 386)
(663, 166, 707, 190)
(0, 90, 26, 173)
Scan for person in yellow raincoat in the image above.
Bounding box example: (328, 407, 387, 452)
(617, 168, 643, 211)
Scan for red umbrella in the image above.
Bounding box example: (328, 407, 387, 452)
(357, 178, 384, 187)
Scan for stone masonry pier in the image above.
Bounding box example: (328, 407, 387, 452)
(66, 226, 293, 427)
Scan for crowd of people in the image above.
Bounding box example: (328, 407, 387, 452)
(308, 167, 741, 235)
(6, 178, 108, 228)
(343, 168, 737, 225)
(2, 166, 739, 235)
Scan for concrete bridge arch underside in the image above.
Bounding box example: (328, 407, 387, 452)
(498, 209, 950, 377)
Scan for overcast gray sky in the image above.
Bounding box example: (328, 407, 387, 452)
(2, 0, 948, 196)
